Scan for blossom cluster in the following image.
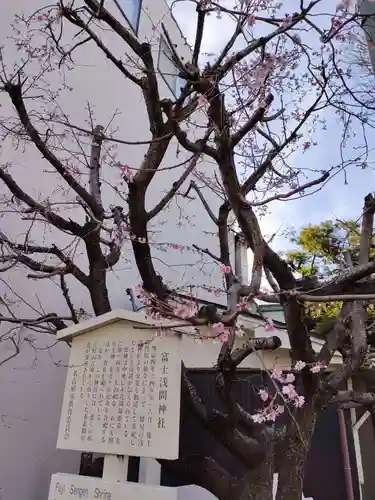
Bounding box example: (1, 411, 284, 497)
(135, 284, 330, 425)
(250, 361, 327, 423)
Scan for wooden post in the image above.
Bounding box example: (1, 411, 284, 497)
(103, 454, 129, 482)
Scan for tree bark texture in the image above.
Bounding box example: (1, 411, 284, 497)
(275, 404, 317, 500)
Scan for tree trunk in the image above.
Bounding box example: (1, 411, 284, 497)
(238, 460, 274, 500)
(275, 404, 317, 500)
(235, 436, 275, 500)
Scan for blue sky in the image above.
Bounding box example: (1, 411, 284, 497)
(169, 0, 375, 252)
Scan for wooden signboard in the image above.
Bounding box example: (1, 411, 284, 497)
(56, 311, 182, 460)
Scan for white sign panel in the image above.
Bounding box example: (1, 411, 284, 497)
(57, 322, 181, 459)
(49, 473, 178, 500)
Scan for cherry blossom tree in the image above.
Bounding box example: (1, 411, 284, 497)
(1, 0, 375, 499)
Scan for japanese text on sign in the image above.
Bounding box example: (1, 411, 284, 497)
(56, 322, 181, 460)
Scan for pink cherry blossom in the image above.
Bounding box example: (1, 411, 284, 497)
(282, 383, 298, 399)
(251, 412, 266, 424)
(258, 389, 269, 402)
(264, 317, 275, 332)
(271, 367, 284, 383)
(310, 362, 327, 374)
(275, 405, 285, 415)
(293, 395, 305, 408)
(246, 14, 256, 25)
(266, 404, 285, 422)
(294, 360, 306, 371)
(236, 298, 248, 311)
(219, 332, 229, 343)
(198, 94, 208, 106)
(284, 373, 295, 384)
(118, 163, 133, 181)
(220, 264, 232, 274)
(212, 322, 225, 334)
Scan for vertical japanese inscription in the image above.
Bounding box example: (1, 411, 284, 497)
(57, 323, 181, 459)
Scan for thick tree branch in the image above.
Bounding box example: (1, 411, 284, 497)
(317, 302, 351, 364)
(0, 233, 89, 284)
(192, 6, 207, 66)
(89, 125, 104, 209)
(231, 335, 281, 367)
(0, 313, 68, 331)
(0, 168, 83, 235)
(60, 7, 142, 86)
(3, 82, 104, 220)
(230, 94, 273, 147)
(60, 275, 79, 323)
(182, 364, 266, 469)
(331, 390, 375, 406)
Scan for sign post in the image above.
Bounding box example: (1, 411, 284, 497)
(48, 310, 182, 499)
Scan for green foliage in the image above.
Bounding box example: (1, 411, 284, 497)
(293, 221, 342, 262)
(288, 219, 375, 336)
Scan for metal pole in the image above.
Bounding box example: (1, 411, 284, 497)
(338, 409, 355, 500)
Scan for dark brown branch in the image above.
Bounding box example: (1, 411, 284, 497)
(0, 233, 89, 284)
(331, 390, 375, 406)
(128, 142, 172, 299)
(60, 7, 142, 86)
(241, 84, 327, 196)
(147, 154, 200, 220)
(0, 337, 20, 367)
(4, 82, 104, 220)
(0, 168, 83, 235)
(89, 125, 104, 208)
(215, 3, 319, 77)
(192, 6, 206, 66)
(251, 171, 330, 206)
(83, 224, 112, 315)
(182, 364, 265, 468)
(60, 275, 79, 323)
(0, 313, 68, 331)
(231, 335, 281, 367)
(171, 121, 219, 161)
(81, 0, 165, 136)
(193, 244, 221, 263)
(230, 94, 273, 147)
(1, 252, 60, 275)
(183, 180, 218, 224)
(218, 202, 234, 290)
(84, 0, 143, 54)
(317, 302, 351, 364)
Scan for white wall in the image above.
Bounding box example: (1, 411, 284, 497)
(0, 1, 231, 499)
